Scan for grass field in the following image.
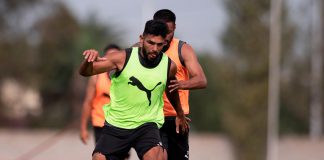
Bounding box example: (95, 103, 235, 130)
(0, 129, 233, 160)
(1, 129, 323, 160)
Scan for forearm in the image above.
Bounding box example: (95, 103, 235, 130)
(181, 76, 207, 90)
(80, 103, 91, 131)
(79, 60, 94, 77)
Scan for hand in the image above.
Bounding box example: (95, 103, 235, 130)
(80, 129, 89, 145)
(82, 49, 106, 62)
(168, 80, 184, 92)
(175, 116, 191, 134)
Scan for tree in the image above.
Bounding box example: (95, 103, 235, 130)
(31, 2, 122, 127)
(221, 1, 294, 159)
(0, 0, 122, 128)
(0, 0, 41, 126)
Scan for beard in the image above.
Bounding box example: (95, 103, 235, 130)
(141, 44, 151, 61)
(140, 44, 162, 68)
(141, 44, 159, 62)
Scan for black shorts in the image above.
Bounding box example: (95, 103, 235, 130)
(93, 122, 162, 160)
(160, 116, 189, 160)
(93, 126, 103, 143)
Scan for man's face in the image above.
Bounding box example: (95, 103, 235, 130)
(140, 34, 166, 61)
(162, 22, 175, 52)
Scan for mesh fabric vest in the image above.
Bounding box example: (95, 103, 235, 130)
(103, 47, 169, 129)
(91, 73, 111, 127)
(163, 38, 190, 116)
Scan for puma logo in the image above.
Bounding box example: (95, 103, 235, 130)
(128, 76, 161, 106)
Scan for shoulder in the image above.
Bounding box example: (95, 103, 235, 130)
(181, 43, 195, 56)
(106, 49, 126, 58)
(103, 50, 127, 62)
(131, 42, 140, 47)
(113, 48, 136, 73)
(180, 43, 199, 64)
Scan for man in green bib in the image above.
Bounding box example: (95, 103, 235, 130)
(79, 20, 188, 160)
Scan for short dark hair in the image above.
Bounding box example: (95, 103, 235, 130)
(153, 9, 176, 23)
(143, 20, 168, 38)
(103, 44, 121, 53)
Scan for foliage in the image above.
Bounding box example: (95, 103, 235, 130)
(0, 1, 121, 127)
(220, 0, 295, 160)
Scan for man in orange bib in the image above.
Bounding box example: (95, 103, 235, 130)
(79, 44, 121, 144)
(153, 9, 207, 160)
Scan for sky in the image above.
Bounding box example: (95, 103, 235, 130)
(61, 0, 308, 56)
(287, 0, 317, 56)
(62, 0, 227, 55)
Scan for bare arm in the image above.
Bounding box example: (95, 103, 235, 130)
(79, 49, 125, 76)
(169, 44, 207, 92)
(79, 75, 97, 144)
(165, 61, 189, 133)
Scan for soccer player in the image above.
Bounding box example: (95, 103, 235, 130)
(79, 20, 189, 160)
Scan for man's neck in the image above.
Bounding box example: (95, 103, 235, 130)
(138, 48, 162, 68)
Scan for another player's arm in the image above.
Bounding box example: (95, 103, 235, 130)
(131, 42, 140, 47)
(79, 75, 97, 144)
(79, 49, 125, 76)
(168, 44, 207, 92)
(165, 60, 189, 133)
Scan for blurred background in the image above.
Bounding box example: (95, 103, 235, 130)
(1, 0, 324, 160)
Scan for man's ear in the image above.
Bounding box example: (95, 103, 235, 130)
(139, 35, 144, 44)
